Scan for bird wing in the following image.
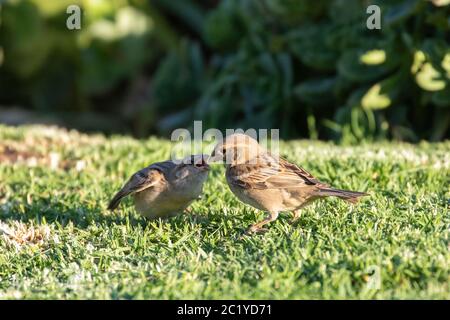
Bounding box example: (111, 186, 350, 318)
(108, 166, 166, 210)
(228, 154, 326, 190)
(124, 167, 165, 193)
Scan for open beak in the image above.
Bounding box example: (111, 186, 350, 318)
(201, 157, 210, 171)
(208, 150, 223, 163)
(196, 155, 210, 171)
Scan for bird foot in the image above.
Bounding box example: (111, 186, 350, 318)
(246, 225, 268, 235)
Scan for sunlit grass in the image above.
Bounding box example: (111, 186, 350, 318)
(0, 125, 448, 299)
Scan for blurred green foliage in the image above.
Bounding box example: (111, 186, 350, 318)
(0, 0, 449, 141)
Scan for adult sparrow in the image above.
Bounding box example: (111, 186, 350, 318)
(108, 155, 209, 219)
(210, 134, 367, 233)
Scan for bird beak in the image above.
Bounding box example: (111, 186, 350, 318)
(201, 158, 210, 171)
(208, 150, 223, 163)
(197, 155, 210, 171)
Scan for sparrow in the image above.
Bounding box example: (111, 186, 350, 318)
(210, 134, 368, 233)
(108, 154, 210, 219)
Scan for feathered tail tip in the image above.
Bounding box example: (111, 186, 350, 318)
(107, 193, 124, 211)
(317, 188, 368, 204)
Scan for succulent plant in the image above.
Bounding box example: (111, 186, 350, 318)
(0, 0, 448, 141)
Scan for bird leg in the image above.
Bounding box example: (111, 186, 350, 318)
(290, 209, 302, 224)
(247, 211, 279, 234)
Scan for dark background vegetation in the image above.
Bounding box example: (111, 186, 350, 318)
(0, 0, 449, 142)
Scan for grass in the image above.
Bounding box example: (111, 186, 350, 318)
(0, 124, 448, 299)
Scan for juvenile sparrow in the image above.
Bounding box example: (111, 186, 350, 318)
(210, 134, 368, 233)
(108, 155, 209, 219)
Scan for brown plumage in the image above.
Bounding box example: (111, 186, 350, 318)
(210, 134, 368, 233)
(108, 155, 210, 219)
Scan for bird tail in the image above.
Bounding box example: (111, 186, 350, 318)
(315, 188, 368, 204)
(108, 190, 130, 211)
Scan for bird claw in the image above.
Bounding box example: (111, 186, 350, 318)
(238, 228, 266, 240)
(246, 226, 268, 235)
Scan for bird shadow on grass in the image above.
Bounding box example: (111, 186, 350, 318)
(0, 197, 214, 232)
(0, 200, 133, 229)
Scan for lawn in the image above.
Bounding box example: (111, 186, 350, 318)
(0, 125, 448, 299)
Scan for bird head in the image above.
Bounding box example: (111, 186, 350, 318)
(209, 133, 263, 166)
(173, 154, 210, 180)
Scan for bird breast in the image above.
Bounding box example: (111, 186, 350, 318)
(133, 184, 195, 219)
